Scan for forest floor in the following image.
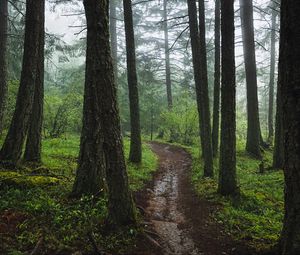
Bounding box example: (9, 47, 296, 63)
(135, 142, 261, 255)
(0, 137, 282, 254)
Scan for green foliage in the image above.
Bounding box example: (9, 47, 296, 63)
(2, 80, 19, 131)
(160, 93, 199, 145)
(0, 171, 59, 189)
(190, 144, 284, 251)
(44, 85, 83, 138)
(125, 140, 158, 191)
(42, 136, 79, 174)
(0, 136, 158, 254)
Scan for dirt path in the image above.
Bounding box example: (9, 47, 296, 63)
(135, 142, 256, 255)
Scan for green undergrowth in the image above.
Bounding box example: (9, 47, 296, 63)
(190, 142, 284, 251)
(0, 135, 158, 255)
(125, 139, 158, 191)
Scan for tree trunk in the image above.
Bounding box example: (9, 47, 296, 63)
(198, 0, 214, 176)
(72, 0, 109, 196)
(0, 0, 42, 164)
(239, 0, 262, 159)
(74, 0, 136, 227)
(272, 1, 283, 170)
(187, 0, 214, 177)
(163, 0, 172, 109)
(163, 0, 175, 142)
(279, 1, 300, 253)
(268, 5, 277, 143)
(212, 0, 221, 157)
(123, 0, 142, 163)
(218, 0, 238, 196)
(0, 0, 8, 135)
(273, 71, 284, 169)
(24, 0, 45, 163)
(110, 0, 118, 83)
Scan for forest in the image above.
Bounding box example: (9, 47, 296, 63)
(0, 0, 299, 254)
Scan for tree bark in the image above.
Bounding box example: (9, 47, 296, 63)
(163, 0, 176, 142)
(187, 0, 214, 177)
(0, 0, 8, 135)
(239, 0, 262, 159)
(123, 0, 142, 163)
(218, 0, 238, 196)
(110, 0, 118, 83)
(273, 0, 283, 170)
(198, 0, 214, 176)
(24, 0, 45, 163)
(0, 0, 42, 164)
(268, 6, 277, 143)
(74, 0, 136, 227)
(72, 0, 108, 196)
(163, 0, 172, 109)
(279, 1, 300, 253)
(273, 71, 284, 169)
(212, 0, 221, 157)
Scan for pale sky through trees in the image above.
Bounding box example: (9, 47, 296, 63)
(45, 3, 80, 44)
(45, 0, 277, 102)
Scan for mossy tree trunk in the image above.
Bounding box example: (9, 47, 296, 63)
(0, 0, 8, 135)
(239, 0, 262, 159)
(24, 0, 45, 163)
(123, 0, 142, 163)
(0, 0, 43, 164)
(187, 0, 214, 177)
(212, 0, 221, 158)
(278, 1, 300, 253)
(218, 0, 238, 196)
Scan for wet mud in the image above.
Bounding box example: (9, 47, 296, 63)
(134, 142, 259, 255)
(146, 143, 199, 255)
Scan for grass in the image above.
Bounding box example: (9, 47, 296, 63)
(0, 135, 158, 255)
(190, 142, 284, 251)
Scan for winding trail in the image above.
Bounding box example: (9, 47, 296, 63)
(135, 142, 256, 255)
(146, 142, 199, 255)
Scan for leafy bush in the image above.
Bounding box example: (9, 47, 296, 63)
(160, 94, 199, 145)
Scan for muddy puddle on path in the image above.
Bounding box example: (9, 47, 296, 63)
(146, 143, 200, 255)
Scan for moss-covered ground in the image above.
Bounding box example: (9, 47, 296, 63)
(190, 141, 283, 252)
(0, 136, 158, 255)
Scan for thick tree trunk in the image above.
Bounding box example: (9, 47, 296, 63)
(163, 0, 172, 109)
(72, 0, 109, 196)
(218, 0, 238, 196)
(0, 0, 42, 164)
(123, 0, 142, 163)
(212, 0, 221, 157)
(268, 7, 277, 143)
(74, 0, 136, 227)
(239, 0, 262, 159)
(279, 1, 300, 253)
(0, 0, 8, 134)
(110, 0, 118, 83)
(24, 0, 45, 163)
(187, 0, 213, 177)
